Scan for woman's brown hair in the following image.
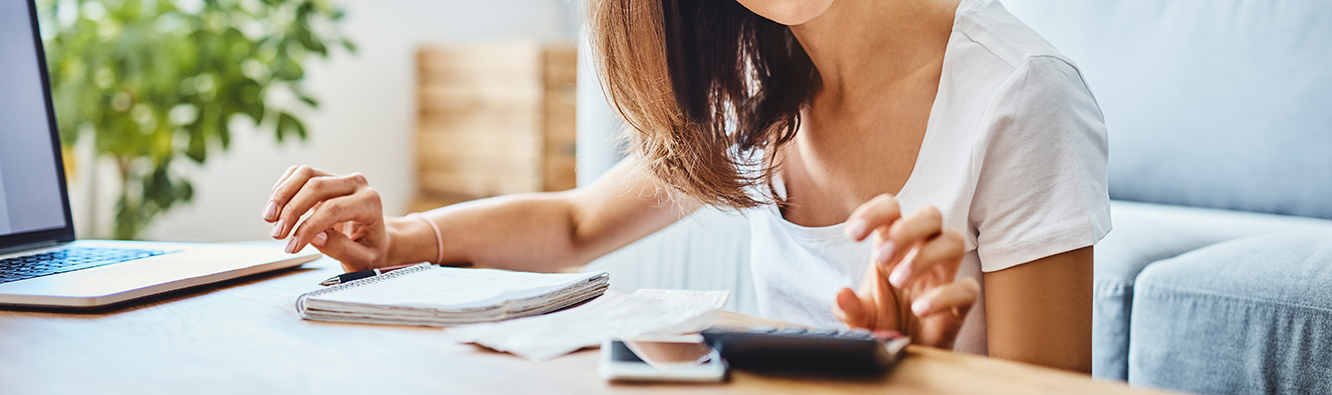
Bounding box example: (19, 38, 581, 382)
(587, 0, 818, 209)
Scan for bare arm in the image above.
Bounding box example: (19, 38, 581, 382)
(265, 160, 696, 273)
(391, 161, 697, 272)
(982, 246, 1094, 373)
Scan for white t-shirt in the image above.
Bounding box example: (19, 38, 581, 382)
(748, 0, 1111, 355)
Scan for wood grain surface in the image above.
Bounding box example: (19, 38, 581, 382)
(413, 43, 578, 207)
(0, 255, 1175, 395)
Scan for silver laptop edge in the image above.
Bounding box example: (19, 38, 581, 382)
(0, 0, 320, 309)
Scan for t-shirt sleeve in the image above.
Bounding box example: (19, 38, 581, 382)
(969, 56, 1112, 272)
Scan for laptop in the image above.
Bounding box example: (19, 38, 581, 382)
(0, 0, 321, 309)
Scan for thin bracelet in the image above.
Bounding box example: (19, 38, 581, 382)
(407, 213, 444, 265)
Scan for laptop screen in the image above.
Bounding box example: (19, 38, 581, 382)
(0, 0, 71, 238)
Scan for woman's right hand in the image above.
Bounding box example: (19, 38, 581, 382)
(263, 165, 390, 272)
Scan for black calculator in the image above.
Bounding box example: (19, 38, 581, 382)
(701, 326, 910, 375)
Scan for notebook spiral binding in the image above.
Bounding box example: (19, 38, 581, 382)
(295, 263, 435, 313)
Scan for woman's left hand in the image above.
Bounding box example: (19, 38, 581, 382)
(833, 194, 980, 349)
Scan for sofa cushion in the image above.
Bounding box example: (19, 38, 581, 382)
(1128, 232, 1332, 394)
(1003, 0, 1332, 219)
(1093, 201, 1332, 380)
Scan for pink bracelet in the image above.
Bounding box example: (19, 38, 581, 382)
(408, 213, 444, 265)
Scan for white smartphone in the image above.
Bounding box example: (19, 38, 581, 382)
(598, 339, 728, 382)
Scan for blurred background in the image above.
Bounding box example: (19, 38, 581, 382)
(42, 0, 587, 242)
(40, 0, 755, 313)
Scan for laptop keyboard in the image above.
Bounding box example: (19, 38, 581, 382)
(0, 247, 170, 285)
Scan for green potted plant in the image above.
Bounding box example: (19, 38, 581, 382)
(39, 0, 354, 239)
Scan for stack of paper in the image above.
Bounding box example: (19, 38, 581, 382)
(443, 289, 730, 361)
(296, 264, 609, 326)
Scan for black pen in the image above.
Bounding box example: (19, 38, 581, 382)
(319, 264, 419, 286)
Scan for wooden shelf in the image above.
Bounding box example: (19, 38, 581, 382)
(413, 43, 578, 210)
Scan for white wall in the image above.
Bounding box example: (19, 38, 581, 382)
(67, 0, 579, 242)
(574, 30, 625, 187)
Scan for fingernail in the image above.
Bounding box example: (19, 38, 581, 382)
(912, 300, 931, 316)
(312, 232, 327, 247)
(874, 242, 895, 264)
(270, 219, 284, 238)
(846, 219, 867, 240)
(889, 264, 910, 287)
(263, 201, 277, 221)
(285, 237, 300, 254)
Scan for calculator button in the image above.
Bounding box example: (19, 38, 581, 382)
(747, 326, 777, 333)
(808, 329, 838, 336)
(839, 329, 874, 339)
(775, 327, 808, 335)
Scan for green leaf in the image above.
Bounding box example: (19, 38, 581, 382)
(297, 29, 328, 57)
(38, 0, 349, 239)
(274, 55, 304, 81)
(147, 167, 175, 208)
(178, 179, 195, 202)
(217, 121, 231, 149)
(237, 82, 265, 124)
(185, 127, 207, 163)
(276, 111, 307, 141)
(292, 116, 308, 139)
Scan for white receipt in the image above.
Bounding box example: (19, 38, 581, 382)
(442, 289, 729, 361)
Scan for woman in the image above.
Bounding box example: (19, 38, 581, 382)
(262, 0, 1108, 372)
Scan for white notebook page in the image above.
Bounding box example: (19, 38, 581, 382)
(313, 267, 604, 310)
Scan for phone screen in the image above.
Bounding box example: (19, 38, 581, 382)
(600, 339, 727, 382)
(608, 340, 649, 363)
(615, 339, 714, 367)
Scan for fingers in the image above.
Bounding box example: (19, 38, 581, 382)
(271, 165, 299, 193)
(876, 204, 942, 262)
(271, 173, 368, 239)
(267, 165, 312, 222)
(888, 228, 965, 288)
(286, 189, 382, 254)
(309, 228, 377, 271)
(264, 165, 331, 223)
(911, 278, 980, 349)
(833, 287, 873, 329)
(911, 278, 980, 319)
(844, 198, 950, 278)
(837, 259, 902, 331)
(263, 166, 299, 222)
(844, 194, 901, 241)
(841, 195, 972, 344)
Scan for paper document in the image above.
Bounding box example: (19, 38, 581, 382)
(443, 289, 729, 361)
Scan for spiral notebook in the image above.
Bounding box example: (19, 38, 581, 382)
(296, 264, 610, 326)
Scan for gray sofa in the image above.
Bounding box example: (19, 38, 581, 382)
(1093, 202, 1332, 392)
(1004, 1, 1332, 392)
(582, 1, 1332, 393)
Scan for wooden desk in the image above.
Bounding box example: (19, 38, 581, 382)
(0, 256, 1170, 394)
